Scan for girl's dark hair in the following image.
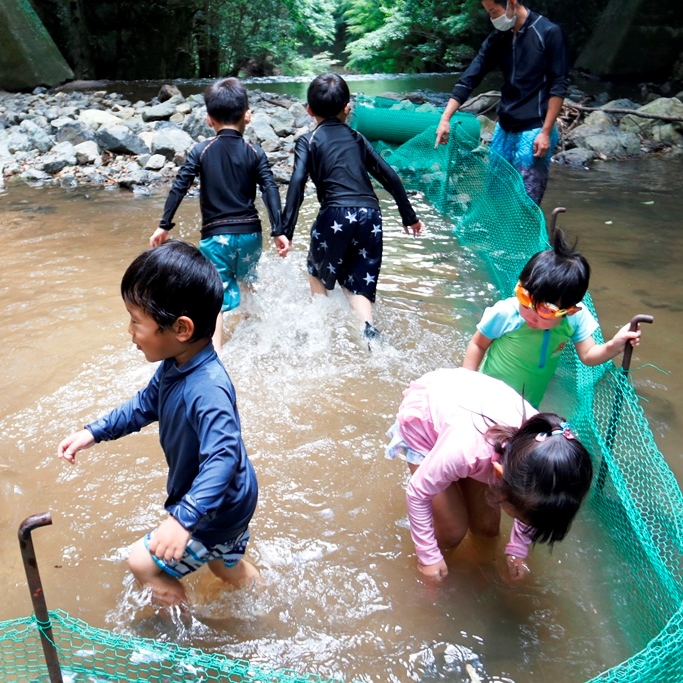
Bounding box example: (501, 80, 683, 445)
(518, 228, 591, 309)
(204, 77, 249, 124)
(307, 73, 350, 119)
(486, 413, 593, 546)
(121, 240, 223, 342)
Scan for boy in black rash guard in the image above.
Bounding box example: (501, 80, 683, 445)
(273, 73, 423, 344)
(150, 78, 282, 353)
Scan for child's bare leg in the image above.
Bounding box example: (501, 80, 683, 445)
(212, 311, 224, 354)
(408, 463, 469, 549)
(460, 478, 501, 538)
(128, 539, 187, 606)
(309, 274, 328, 297)
(343, 289, 373, 327)
(207, 557, 261, 588)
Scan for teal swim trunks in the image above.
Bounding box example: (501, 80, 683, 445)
(199, 232, 262, 311)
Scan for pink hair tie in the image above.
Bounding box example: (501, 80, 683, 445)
(535, 421, 576, 442)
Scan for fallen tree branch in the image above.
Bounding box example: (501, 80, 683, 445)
(563, 102, 683, 123)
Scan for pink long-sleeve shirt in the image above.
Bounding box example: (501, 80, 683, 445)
(397, 368, 537, 566)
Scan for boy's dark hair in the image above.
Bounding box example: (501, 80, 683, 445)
(121, 240, 223, 342)
(518, 228, 591, 309)
(204, 77, 249, 125)
(486, 413, 593, 546)
(492, 0, 524, 6)
(307, 73, 350, 119)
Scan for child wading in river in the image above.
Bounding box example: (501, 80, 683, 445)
(150, 77, 282, 352)
(272, 73, 423, 346)
(387, 368, 593, 581)
(58, 241, 259, 606)
(463, 228, 641, 407)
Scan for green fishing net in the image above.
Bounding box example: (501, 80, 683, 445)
(352, 95, 683, 683)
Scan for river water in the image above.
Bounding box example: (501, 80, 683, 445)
(0, 103, 682, 681)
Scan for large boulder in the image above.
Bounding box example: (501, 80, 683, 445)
(95, 124, 149, 155)
(0, 0, 73, 90)
(182, 107, 214, 139)
(78, 109, 123, 130)
(149, 127, 195, 159)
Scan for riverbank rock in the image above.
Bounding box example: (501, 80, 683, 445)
(0, 81, 680, 190)
(620, 97, 683, 146)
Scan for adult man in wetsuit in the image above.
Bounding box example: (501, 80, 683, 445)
(435, 0, 568, 205)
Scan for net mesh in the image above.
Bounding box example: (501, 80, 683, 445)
(0, 609, 343, 682)
(2, 96, 682, 683)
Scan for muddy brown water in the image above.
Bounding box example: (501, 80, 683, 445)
(0, 156, 681, 682)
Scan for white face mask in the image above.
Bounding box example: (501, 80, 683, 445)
(491, 4, 516, 31)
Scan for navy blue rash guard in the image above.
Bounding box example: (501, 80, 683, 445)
(277, 117, 418, 241)
(159, 128, 282, 238)
(86, 344, 257, 546)
(451, 10, 568, 133)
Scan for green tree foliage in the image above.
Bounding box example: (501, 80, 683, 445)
(194, 0, 337, 76)
(343, 0, 486, 73)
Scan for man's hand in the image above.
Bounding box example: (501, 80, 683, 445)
(533, 130, 551, 158)
(435, 120, 451, 148)
(148, 516, 192, 563)
(150, 228, 170, 248)
(57, 429, 95, 464)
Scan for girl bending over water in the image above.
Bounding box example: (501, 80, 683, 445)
(387, 368, 593, 581)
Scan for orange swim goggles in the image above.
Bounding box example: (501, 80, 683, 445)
(514, 281, 582, 319)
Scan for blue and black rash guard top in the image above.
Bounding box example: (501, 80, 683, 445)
(160, 128, 282, 238)
(451, 10, 569, 133)
(277, 117, 418, 240)
(86, 344, 257, 546)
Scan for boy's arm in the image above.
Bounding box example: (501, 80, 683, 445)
(57, 373, 160, 464)
(363, 138, 420, 229)
(575, 323, 641, 366)
(279, 135, 311, 242)
(463, 331, 492, 370)
(86, 372, 160, 443)
(255, 146, 283, 235)
(153, 146, 201, 244)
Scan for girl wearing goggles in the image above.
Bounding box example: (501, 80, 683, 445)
(463, 228, 641, 407)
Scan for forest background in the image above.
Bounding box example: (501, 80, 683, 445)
(28, 0, 679, 85)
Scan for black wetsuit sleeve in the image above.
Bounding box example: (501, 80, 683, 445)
(546, 25, 569, 99)
(363, 137, 418, 227)
(279, 135, 310, 239)
(255, 147, 282, 236)
(450, 32, 500, 105)
(159, 145, 201, 230)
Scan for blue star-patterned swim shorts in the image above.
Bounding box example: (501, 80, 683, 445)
(143, 528, 251, 579)
(307, 206, 383, 302)
(199, 232, 263, 311)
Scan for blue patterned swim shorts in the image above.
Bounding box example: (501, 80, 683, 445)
(143, 528, 251, 579)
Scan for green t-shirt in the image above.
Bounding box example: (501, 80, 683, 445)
(478, 297, 598, 408)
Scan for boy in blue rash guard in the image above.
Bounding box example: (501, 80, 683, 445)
(58, 241, 259, 606)
(273, 73, 423, 343)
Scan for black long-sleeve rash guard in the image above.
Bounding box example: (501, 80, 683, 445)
(451, 10, 568, 134)
(276, 117, 418, 240)
(159, 128, 282, 238)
